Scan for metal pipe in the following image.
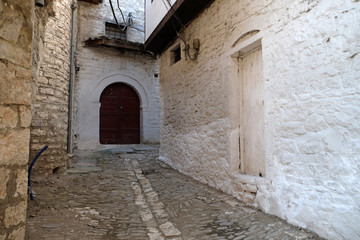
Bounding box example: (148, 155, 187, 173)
(28, 146, 48, 200)
(67, 0, 77, 154)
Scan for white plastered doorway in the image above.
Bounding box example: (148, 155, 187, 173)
(238, 46, 265, 177)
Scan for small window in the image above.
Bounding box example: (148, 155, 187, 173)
(105, 22, 127, 40)
(170, 44, 181, 65)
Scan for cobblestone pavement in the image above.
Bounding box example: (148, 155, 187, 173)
(26, 145, 323, 240)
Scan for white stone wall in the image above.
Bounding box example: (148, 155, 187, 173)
(74, 1, 160, 149)
(158, 0, 360, 239)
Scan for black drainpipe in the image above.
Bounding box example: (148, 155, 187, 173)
(67, 0, 77, 154)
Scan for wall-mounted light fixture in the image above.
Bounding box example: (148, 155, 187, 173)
(182, 39, 200, 61)
(193, 39, 200, 50)
(35, 0, 45, 7)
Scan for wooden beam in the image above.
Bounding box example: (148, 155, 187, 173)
(84, 37, 154, 56)
(144, 0, 214, 54)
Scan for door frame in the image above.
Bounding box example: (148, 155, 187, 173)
(99, 82, 141, 144)
(226, 33, 270, 176)
(91, 74, 149, 145)
(238, 46, 265, 177)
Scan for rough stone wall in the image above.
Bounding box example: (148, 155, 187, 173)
(0, 1, 33, 239)
(158, 0, 360, 239)
(74, 0, 160, 149)
(31, 1, 55, 106)
(30, 0, 73, 174)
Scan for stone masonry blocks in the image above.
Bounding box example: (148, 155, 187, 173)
(0, 168, 10, 200)
(0, 129, 30, 166)
(0, 106, 17, 129)
(7, 227, 26, 240)
(4, 202, 27, 229)
(30, 0, 73, 174)
(0, 1, 33, 239)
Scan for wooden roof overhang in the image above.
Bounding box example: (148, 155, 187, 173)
(144, 0, 214, 55)
(84, 37, 154, 56)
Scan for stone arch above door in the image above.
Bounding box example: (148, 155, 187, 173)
(75, 74, 151, 149)
(92, 74, 149, 108)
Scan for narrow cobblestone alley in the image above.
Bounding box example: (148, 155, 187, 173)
(25, 146, 322, 240)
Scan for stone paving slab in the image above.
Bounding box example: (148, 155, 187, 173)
(132, 145, 158, 151)
(105, 146, 135, 154)
(100, 144, 159, 154)
(26, 146, 323, 240)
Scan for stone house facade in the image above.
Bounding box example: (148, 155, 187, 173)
(145, 0, 360, 239)
(29, 0, 160, 174)
(74, 0, 160, 150)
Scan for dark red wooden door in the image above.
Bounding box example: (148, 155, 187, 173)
(100, 83, 140, 144)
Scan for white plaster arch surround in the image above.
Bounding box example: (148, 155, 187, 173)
(92, 73, 149, 108)
(78, 73, 151, 149)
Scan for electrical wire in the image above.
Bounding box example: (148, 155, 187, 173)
(117, 0, 127, 26)
(161, 1, 188, 45)
(165, 0, 185, 29)
(109, 0, 145, 33)
(161, 0, 170, 10)
(160, 0, 199, 61)
(109, 0, 127, 31)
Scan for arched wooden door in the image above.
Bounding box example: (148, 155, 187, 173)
(100, 83, 140, 144)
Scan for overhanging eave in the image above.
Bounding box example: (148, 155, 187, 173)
(144, 0, 214, 55)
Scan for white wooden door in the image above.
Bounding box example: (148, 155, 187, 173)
(239, 47, 265, 177)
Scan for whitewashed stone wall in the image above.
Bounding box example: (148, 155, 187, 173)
(158, 0, 360, 239)
(0, 1, 33, 239)
(74, 0, 160, 149)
